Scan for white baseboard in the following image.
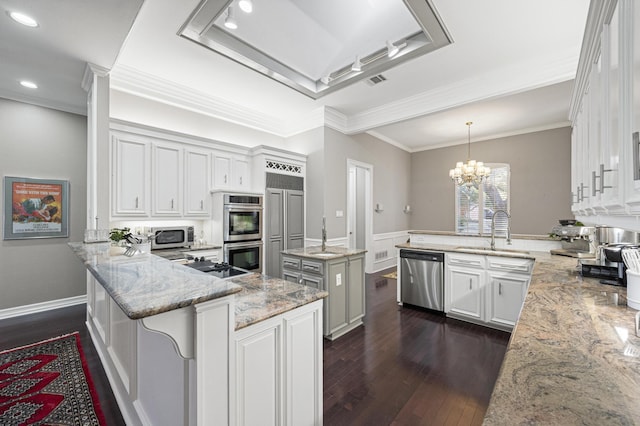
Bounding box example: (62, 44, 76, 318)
(0, 295, 87, 321)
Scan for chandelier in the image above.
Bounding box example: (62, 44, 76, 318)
(449, 122, 490, 186)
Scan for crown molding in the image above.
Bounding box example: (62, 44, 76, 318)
(365, 130, 412, 152)
(82, 63, 111, 92)
(344, 54, 579, 134)
(409, 121, 571, 153)
(0, 90, 87, 116)
(110, 64, 287, 136)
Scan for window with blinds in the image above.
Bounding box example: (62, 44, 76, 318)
(455, 164, 510, 236)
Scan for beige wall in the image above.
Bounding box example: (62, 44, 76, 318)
(0, 98, 87, 310)
(410, 127, 573, 235)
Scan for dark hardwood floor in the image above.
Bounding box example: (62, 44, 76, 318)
(323, 270, 510, 425)
(0, 269, 509, 426)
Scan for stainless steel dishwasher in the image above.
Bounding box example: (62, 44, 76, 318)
(400, 249, 444, 311)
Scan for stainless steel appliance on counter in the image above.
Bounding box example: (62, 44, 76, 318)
(182, 257, 250, 279)
(399, 249, 444, 312)
(147, 226, 194, 250)
(549, 224, 596, 258)
(581, 226, 640, 285)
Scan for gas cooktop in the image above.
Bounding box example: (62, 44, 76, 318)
(184, 258, 249, 279)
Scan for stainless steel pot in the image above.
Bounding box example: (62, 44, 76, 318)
(596, 226, 639, 246)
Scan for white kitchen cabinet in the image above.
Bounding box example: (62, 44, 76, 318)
(112, 133, 150, 217)
(445, 253, 484, 322)
(151, 142, 182, 217)
(571, 0, 640, 218)
(213, 153, 252, 191)
(445, 253, 533, 331)
(234, 299, 323, 426)
(184, 147, 210, 217)
(485, 256, 533, 330)
(213, 154, 232, 189)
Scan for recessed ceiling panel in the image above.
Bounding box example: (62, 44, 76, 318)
(179, 0, 452, 99)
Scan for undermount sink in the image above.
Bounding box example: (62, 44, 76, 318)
(455, 246, 530, 255)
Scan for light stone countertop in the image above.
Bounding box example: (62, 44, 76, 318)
(408, 230, 555, 241)
(68, 243, 327, 329)
(282, 245, 367, 260)
(396, 242, 640, 424)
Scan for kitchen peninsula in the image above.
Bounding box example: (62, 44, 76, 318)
(68, 242, 327, 426)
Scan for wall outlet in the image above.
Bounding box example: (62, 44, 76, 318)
(336, 210, 344, 217)
(336, 273, 342, 286)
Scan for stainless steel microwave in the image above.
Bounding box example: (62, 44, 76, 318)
(147, 226, 194, 250)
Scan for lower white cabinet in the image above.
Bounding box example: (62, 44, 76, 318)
(234, 300, 323, 426)
(445, 253, 533, 331)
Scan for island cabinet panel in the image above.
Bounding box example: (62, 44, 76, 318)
(234, 299, 323, 426)
(487, 273, 529, 329)
(328, 260, 348, 334)
(282, 252, 366, 340)
(235, 323, 280, 426)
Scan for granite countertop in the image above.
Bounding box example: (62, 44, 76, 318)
(282, 245, 367, 260)
(229, 273, 328, 330)
(69, 243, 328, 328)
(484, 255, 640, 425)
(396, 242, 536, 259)
(408, 230, 555, 241)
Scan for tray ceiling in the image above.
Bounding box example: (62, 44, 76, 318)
(180, 0, 452, 98)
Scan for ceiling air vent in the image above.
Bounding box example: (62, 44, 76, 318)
(366, 74, 387, 86)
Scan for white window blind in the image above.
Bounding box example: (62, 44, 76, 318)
(455, 164, 510, 236)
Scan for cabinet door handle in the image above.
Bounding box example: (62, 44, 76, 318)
(499, 282, 502, 295)
(200, 200, 204, 209)
(135, 196, 139, 209)
(171, 198, 174, 209)
(224, 174, 227, 184)
(469, 278, 472, 290)
(239, 176, 243, 185)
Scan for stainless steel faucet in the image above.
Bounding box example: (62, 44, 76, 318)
(491, 209, 511, 250)
(321, 217, 327, 252)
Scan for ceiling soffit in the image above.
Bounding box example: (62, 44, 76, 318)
(178, 0, 452, 99)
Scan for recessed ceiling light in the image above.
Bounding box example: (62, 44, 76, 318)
(9, 11, 38, 28)
(238, 0, 253, 13)
(20, 80, 38, 89)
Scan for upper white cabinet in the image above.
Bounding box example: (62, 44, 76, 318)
(110, 122, 255, 220)
(213, 154, 251, 191)
(112, 133, 150, 217)
(571, 0, 640, 217)
(184, 148, 210, 217)
(152, 142, 182, 217)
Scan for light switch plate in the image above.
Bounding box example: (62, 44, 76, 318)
(336, 273, 342, 286)
(336, 210, 344, 217)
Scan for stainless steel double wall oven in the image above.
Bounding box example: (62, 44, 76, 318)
(222, 193, 263, 273)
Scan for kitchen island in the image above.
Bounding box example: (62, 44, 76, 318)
(69, 242, 327, 426)
(397, 240, 640, 424)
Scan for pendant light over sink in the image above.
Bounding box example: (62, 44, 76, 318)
(449, 122, 490, 186)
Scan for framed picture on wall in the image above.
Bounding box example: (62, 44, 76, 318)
(3, 176, 70, 240)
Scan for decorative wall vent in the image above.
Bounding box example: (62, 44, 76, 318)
(366, 74, 387, 86)
(266, 160, 302, 175)
(375, 250, 388, 260)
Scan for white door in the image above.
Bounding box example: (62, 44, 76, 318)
(347, 160, 372, 271)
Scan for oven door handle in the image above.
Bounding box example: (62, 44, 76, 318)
(224, 241, 263, 248)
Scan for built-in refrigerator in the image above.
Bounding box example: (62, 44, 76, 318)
(264, 173, 304, 277)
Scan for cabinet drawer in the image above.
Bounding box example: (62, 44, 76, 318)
(487, 256, 533, 274)
(301, 273, 323, 290)
(446, 253, 485, 269)
(301, 260, 323, 275)
(283, 271, 300, 283)
(282, 256, 301, 271)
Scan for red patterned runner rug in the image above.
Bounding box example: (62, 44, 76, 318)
(0, 332, 106, 425)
